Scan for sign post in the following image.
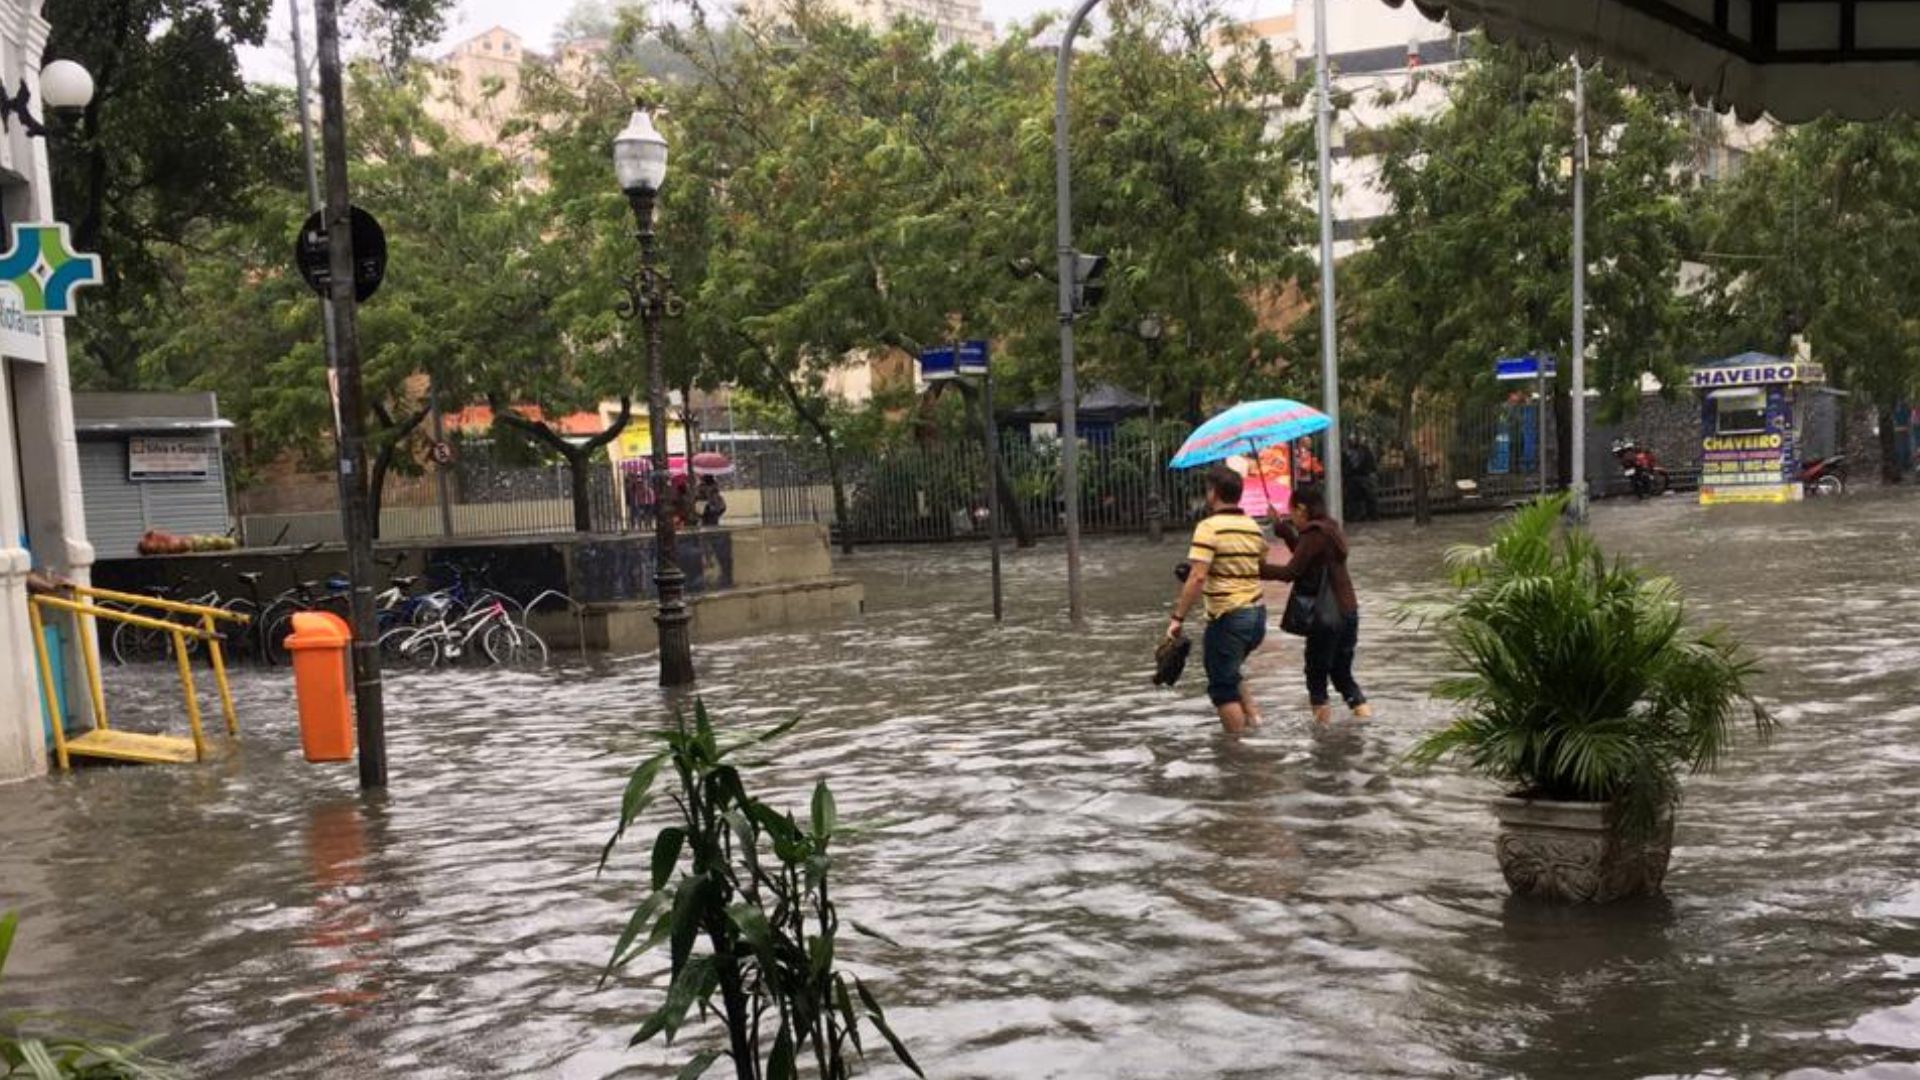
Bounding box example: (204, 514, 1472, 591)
(313, 0, 387, 790)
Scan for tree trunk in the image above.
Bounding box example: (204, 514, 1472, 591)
(491, 396, 632, 533)
(564, 445, 594, 532)
(681, 378, 700, 461)
(1880, 406, 1903, 485)
(1552, 382, 1574, 491)
(766, 360, 854, 554)
(1399, 382, 1431, 526)
(955, 381, 1035, 548)
(368, 407, 430, 541)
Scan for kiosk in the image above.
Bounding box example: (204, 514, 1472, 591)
(1690, 352, 1826, 506)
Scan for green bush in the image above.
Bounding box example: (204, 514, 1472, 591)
(1405, 495, 1775, 835)
(601, 701, 922, 1080)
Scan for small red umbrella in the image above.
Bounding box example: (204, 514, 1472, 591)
(690, 451, 734, 476)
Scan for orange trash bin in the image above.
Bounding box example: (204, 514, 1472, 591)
(287, 612, 355, 763)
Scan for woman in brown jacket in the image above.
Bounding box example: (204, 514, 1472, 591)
(1262, 486, 1370, 724)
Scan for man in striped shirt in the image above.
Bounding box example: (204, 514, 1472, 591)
(1166, 464, 1269, 734)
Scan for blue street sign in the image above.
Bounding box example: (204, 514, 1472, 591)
(957, 339, 989, 374)
(920, 347, 957, 380)
(1496, 354, 1558, 381)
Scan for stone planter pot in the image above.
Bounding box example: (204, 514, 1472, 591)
(1491, 797, 1675, 903)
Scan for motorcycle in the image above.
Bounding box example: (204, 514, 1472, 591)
(1611, 438, 1670, 499)
(1800, 454, 1848, 496)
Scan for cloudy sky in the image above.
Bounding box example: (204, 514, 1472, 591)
(241, 0, 1283, 82)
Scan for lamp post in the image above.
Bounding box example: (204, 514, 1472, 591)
(1135, 315, 1165, 544)
(1055, 0, 1102, 629)
(1311, 0, 1345, 522)
(614, 103, 695, 688)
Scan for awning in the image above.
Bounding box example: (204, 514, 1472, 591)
(74, 418, 235, 435)
(1387, 0, 1920, 121)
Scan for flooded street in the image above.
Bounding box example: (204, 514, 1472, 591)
(4, 494, 1920, 1078)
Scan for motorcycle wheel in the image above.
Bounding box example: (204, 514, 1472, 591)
(1814, 474, 1845, 497)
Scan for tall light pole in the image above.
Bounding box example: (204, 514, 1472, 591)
(1312, 0, 1344, 521)
(1055, 0, 1102, 629)
(614, 103, 695, 688)
(1570, 62, 1590, 522)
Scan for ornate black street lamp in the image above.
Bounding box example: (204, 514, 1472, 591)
(614, 102, 694, 687)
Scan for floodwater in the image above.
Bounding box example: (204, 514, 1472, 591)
(4, 494, 1920, 1079)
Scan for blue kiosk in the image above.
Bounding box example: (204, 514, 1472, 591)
(1690, 351, 1828, 506)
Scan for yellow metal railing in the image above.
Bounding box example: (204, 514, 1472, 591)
(29, 587, 248, 772)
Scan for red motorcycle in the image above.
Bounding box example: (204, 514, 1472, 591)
(1611, 438, 1670, 499)
(1799, 454, 1848, 496)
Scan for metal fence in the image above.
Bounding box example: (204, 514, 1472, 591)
(746, 393, 1710, 546)
(233, 394, 1712, 548)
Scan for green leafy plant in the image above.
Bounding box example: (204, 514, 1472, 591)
(0, 911, 179, 1079)
(1405, 495, 1775, 835)
(601, 701, 922, 1080)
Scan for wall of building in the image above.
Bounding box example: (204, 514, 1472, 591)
(1, 0, 98, 783)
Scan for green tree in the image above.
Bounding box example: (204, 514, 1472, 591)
(1338, 42, 1699, 501)
(138, 62, 542, 531)
(985, 0, 1311, 422)
(1695, 118, 1920, 482)
(45, 0, 450, 388)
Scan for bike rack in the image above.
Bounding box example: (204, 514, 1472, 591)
(30, 586, 250, 770)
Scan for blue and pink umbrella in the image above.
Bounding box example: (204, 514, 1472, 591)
(1170, 398, 1330, 513)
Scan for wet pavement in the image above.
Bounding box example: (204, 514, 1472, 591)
(3, 493, 1920, 1078)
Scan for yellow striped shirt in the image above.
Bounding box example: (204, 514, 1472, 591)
(1187, 510, 1268, 617)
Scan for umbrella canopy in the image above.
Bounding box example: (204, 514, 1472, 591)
(1170, 399, 1330, 469)
(1389, 0, 1920, 121)
(690, 451, 734, 476)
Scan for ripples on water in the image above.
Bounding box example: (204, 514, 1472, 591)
(3, 495, 1920, 1078)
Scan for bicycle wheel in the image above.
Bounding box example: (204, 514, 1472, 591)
(378, 626, 442, 670)
(111, 619, 172, 665)
(216, 598, 259, 663)
(482, 621, 548, 669)
(263, 610, 301, 667)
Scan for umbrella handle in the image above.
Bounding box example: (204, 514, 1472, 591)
(1246, 438, 1277, 513)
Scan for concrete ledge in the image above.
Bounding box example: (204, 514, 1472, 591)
(533, 576, 865, 655)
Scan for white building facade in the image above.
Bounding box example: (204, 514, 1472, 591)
(1, 0, 98, 782)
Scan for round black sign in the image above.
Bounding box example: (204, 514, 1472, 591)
(294, 206, 388, 303)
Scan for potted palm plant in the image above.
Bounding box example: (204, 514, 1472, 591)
(1406, 496, 1774, 902)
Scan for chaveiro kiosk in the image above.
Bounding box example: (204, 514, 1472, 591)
(1690, 351, 1840, 506)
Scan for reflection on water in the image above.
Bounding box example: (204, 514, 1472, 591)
(4, 494, 1920, 1078)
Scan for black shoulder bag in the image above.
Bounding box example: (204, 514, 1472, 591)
(1280, 567, 1343, 637)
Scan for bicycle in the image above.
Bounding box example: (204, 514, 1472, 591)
(106, 577, 255, 666)
(377, 598, 548, 671)
(256, 542, 351, 666)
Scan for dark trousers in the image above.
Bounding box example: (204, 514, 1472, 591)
(1305, 611, 1364, 707)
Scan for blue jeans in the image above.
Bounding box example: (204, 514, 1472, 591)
(1203, 605, 1267, 707)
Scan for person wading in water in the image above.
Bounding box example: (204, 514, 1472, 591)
(1263, 486, 1370, 725)
(1167, 464, 1269, 735)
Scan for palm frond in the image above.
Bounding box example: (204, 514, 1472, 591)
(1406, 498, 1772, 833)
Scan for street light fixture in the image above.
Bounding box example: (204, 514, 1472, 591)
(2, 59, 94, 138)
(614, 101, 695, 688)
